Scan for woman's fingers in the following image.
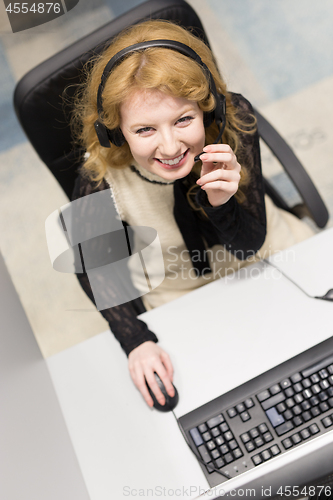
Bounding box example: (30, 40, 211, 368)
(128, 342, 175, 407)
(197, 168, 240, 187)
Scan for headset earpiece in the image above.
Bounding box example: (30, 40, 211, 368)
(95, 40, 226, 148)
(94, 120, 112, 148)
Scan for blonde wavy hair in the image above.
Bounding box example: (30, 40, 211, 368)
(71, 20, 256, 204)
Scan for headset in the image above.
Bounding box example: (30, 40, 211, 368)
(94, 39, 226, 148)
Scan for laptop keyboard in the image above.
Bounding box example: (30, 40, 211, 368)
(179, 345, 333, 487)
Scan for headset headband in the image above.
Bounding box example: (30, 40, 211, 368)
(94, 39, 226, 148)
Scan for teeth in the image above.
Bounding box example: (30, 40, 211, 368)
(159, 152, 185, 166)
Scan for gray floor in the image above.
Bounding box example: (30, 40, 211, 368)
(0, 0, 332, 357)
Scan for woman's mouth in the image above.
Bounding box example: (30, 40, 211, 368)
(155, 149, 189, 169)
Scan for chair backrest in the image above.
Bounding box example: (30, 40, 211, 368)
(13, 0, 209, 199)
(13, 0, 329, 227)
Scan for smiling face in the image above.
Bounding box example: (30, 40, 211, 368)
(120, 89, 205, 180)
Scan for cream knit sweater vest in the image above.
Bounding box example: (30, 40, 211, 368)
(104, 162, 313, 310)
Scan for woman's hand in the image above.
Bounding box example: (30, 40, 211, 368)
(196, 144, 241, 207)
(128, 341, 174, 408)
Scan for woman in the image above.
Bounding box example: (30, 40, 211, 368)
(71, 20, 313, 408)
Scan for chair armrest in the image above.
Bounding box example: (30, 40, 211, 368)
(254, 108, 329, 228)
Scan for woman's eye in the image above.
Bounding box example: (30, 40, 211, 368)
(177, 116, 194, 125)
(136, 127, 153, 134)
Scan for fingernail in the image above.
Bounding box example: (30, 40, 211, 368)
(203, 146, 209, 152)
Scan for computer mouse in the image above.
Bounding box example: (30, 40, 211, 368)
(146, 373, 179, 412)
(316, 289, 333, 301)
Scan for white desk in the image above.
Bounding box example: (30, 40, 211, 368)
(47, 228, 333, 500)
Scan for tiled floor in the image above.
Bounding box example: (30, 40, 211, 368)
(0, 0, 332, 357)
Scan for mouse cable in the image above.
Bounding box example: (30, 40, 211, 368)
(262, 258, 314, 298)
(172, 410, 231, 480)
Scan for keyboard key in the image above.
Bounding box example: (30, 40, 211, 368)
(328, 364, 333, 375)
(198, 444, 211, 463)
(211, 449, 220, 460)
(207, 440, 216, 451)
(266, 407, 285, 427)
(233, 448, 243, 459)
(310, 396, 320, 406)
(302, 411, 312, 422)
(263, 432, 273, 443)
(211, 427, 220, 438)
(270, 384, 281, 395)
(311, 373, 320, 384)
(294, 394, 304, 404)
(280, 379, 292, 389)
(328, 387, 333, 397)
(207, 414, 224, 428)
(261, 449, 272, 461)
(257, 390, 270, 402)
(277, 402, 287, 413)
(320, 380, 330, 390)
(244, 398, 254, 409)
(309, 424, 319, 435)
(329, 398, 333, 408)
(321, 416, 333, 428)
(227, 408, 237, 418)
(300, 428, 311, 440)
(311, 407, 321, 418)
(245, 441, 256, 452)
(198, 423, 208, 433)
(236, 403, 245, 413)
(319, 393, 328, 403)
(319, 402, 330, 413)
(252, 454, 262, 466)
(282, 437, 293, 449)
(249, 428, 259, 439)
(224, 453, 233, 464)
(285, 387, 295, 398)
(285, 398, 295, 408)
(240, 411, 251, 422)
(302, 378, 311, 388)
(293, 383, 303, 393)
(190, 428, 204, 446)
(301, 401, 311, 411)
(312, 384, 321, 394)
(258, 423, 268, 434)
(215, 457, 225, 469)
(202, 432, 211, 442)
(303, 389, 312, 399)
(229, 440, 238, 450)
(219, 423, 229, 433)
(319, 369, 329, 379)
(254, 436, 264, 448)
(216, 436, 224, 446)
(275, 421, 294, 436)
(261, 393, 286, 410)
(293, 416, 303, 427)
(291, 433, 302, 445)
(220, 444, 229, 455)
(224, 431, 234, 441)
(270, 444, 281, 456)
(283, 409, 294, 420)
(293, 405, 302, 416)
(291, 373, 302, 383)
(240, 432, 251, 444)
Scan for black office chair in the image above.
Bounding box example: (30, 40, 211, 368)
(13, 0, 329, 228)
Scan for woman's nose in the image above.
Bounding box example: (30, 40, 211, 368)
(158, 129, 181, 157)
